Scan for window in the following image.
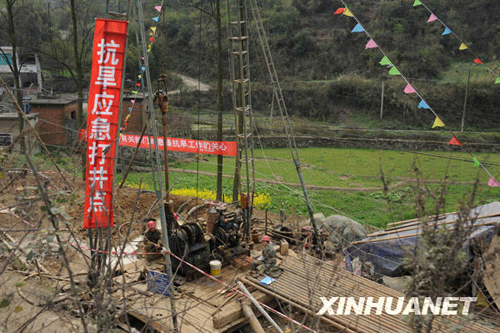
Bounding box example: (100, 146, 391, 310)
(70, 111, 76, 119)
(0, 134, 12, 146)
(0, 54, 12, 66)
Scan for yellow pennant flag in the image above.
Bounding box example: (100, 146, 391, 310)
(150, 27, 157, 33)
(432, 117, 445, 128)
(343, 8, 354, 17)
(459, 43, 468, 50)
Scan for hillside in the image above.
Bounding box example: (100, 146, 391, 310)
(160, 0, 500, 130)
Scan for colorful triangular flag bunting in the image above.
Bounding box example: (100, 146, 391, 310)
(418, 100, 430, 109)
(472, 156, 481, 167)
(388, 67, 401, 76)
(343, 8, 353, 17)
(141, 66, 145, 71)
(128, 107, 132, 112)
(155, 6, 162, 12)
(404, 84, 416, 94)
(495, 77, 500, 84)
(432, 117, 445, 128)
(379, 56, 391, 66)
(365, 39, 377, 49)
(131, 99, 136, 104)
(473, 57, 483, 64)
(150, 27, 157, 33)
(351, 23, 364, 33)
(442, 27, 452, 36)
(459, 43, 468, 50)
(152, 16, 159, 22)
(334, 7, 344, 15)
(448, 135, 462, 146)
(488, 176, 500, 187)
(427, 14, 438, 23)
(413, 0, 422, 6)
(149, 37, 154, 42)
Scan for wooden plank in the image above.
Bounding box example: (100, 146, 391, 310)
(483, 235, 500, 310)
(213, 290, 272, 329)
(246, 253, 499, 333)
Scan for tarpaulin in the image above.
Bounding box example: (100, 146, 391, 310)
(346, 202, 500, 277)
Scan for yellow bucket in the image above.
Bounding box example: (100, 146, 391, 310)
(209, 260, 222, 277)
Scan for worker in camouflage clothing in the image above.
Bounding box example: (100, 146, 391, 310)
(144, 219, 162, 262)
(251, 235, 281, 278)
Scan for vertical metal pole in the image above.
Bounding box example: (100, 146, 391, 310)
(461, 67, 470, 133)
(136, 1, 177, 330)
(380, 81, 384, 120)
(216, 0, 224, 202)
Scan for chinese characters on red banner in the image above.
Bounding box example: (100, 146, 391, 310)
(84, 19, 128, 229)
(119, 134, 238, 156)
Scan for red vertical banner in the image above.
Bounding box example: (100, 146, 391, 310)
(84, 19, 128, 229)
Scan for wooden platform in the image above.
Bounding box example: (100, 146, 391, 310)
(117, 260, 273, 332)
(242, 254, 499, 333)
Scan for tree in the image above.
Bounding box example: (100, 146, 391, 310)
(70, 0, 86, 176)
(0, 0, 25, 152)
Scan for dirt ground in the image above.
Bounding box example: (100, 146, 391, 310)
(0, 166, 322, 332)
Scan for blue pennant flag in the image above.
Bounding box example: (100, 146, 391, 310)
(141, 66, 146, 72)
(351, 23, 365, 33)
(418, 100, 430, 109)
(442, 27, 452, 36)
(152, 16, 159, 22)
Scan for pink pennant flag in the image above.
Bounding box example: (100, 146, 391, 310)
(365, 39, 378, 49)
(131, 99, 136, 104)
(404, 84, 416, 94)
(488, 176, 500, 187)
(427, 14, 438, 23)
(155, 6, 162, 12)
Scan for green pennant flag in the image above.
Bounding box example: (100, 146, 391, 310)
(379, 56, 391, 66)
(495, 77, 500, 84)
(413, 0, 423, 6)
(472, 156, 481, 167)
(388, 67, 401, 76)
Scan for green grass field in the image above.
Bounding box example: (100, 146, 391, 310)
(119, 147, 500, 229)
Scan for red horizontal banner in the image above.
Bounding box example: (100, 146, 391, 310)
(119, 134, 237, 156)
(79, 130, 237, 156)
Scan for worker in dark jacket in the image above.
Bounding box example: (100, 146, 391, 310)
(144, 219, 162, 261)
(251, 235, 281, 278)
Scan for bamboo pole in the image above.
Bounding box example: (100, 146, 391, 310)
(353, 221, 499, 245)
(241, 277, 358, 333)
(237, 280, 284, 333)
(368, 212, 500, 238)
(241, 300, 265, 333)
